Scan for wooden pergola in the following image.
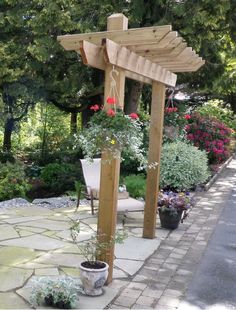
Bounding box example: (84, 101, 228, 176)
(58, 13, 204, 283)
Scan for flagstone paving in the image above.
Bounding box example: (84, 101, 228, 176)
(0, 200, 167, 309)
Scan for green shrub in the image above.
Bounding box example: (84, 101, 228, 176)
(0, 151, 15, 163)
(123, 174, 146, 198)
(0, 162, 30, 201)
(160, 141, 210, 191)
(40, 163, 83, 195)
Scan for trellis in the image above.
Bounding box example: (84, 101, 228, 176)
(58, 13, 204, 283)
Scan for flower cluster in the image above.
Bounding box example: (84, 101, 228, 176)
(77, 97, 145, 166)
(164, 102, 188, 130)
(158, 191, 195, 220)
(165, 107, 178, 113)
(185, 113, 232, 164)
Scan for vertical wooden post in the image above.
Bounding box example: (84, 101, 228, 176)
(97, 13, 128, 284)
(143, 82, 165, 239)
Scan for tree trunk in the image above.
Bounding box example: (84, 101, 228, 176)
(229, 92, 236, 114)
(70, 112, 77, 134)
(3, 118, 14, 151)
(124, 81, 143, 114)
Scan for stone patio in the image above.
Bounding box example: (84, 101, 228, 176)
(0, 202, 168, 309)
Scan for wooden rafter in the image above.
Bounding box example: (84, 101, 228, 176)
(58, 24, 204, 73)
(103, 39, 177, 87)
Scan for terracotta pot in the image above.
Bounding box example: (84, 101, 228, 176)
(79, 261, 109, 296)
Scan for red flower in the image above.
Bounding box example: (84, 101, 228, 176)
(107, 97, 116, 104)
(90, 104, 100, 111)
(107, 109, 116, 117)
(184, 114, 191, 120)
(129, 113, 139, 119)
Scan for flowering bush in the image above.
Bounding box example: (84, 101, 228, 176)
(78, 98, 145, 166)
(160, 141, 210, 191)
(158, 191, 195, 221)
(196, 100, 236, 130)
(185, 113, 232, 164)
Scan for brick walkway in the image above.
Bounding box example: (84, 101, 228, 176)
(109, 157, 236, 309)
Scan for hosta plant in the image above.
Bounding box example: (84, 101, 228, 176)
(77, 98, 145, 167)
(160, 141, 210, 191)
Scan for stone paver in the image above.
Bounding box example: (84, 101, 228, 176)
(0, 234, 68, 250)
(0, 267, 33, 291)
(0, 292, 30, 309)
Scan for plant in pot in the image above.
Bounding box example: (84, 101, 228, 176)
(77, 96, 146, 168)
(29, 276, 81, 309)
(70, 221, 126, 296)
(158, 191, 195, 229)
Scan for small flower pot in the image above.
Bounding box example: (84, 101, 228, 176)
(159, 210, 183, 229)
(44, 295, 72, 309)
(79, 261, 109, 296)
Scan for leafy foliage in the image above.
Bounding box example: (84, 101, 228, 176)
(0, 162, 30, 201)
(30, 276, 81, 309)
(196, 100, 236, 130)
(158, 191, 195, 221)
(70, 221, 127, 263)
(78, 105, 146, 167)
(40, 163, 83, 194)
(186, 113, 232, 164)
(123, 174, 146, 199)
(160, 141, 210, 191)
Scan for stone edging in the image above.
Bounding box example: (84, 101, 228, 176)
(203, 155, 234, 191)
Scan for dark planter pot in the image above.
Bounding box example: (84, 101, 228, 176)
(44, 295, 71, 309)
(159, 210, 183, 229)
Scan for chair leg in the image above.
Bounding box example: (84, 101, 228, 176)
(75, 191, 81, 212)
(91, 193, 95, 215)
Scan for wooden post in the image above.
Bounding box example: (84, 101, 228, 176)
(97, 13, 128, 284)
(143, 82, 165, 239)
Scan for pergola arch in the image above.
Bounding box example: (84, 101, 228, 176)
(58, 13, 204, 283)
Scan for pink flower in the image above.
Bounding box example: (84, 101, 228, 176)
(107, 109, 116, 117)
(106, 97, 116, 104)
(129, 113, 139, 119)
(185, 125, 190, 131)
(90, 104, 100, 111)
(184, 114, 191, 120)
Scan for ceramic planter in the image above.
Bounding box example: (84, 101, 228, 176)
(79, 261, 109, 296)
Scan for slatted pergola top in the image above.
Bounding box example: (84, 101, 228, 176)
(58, 24, 205, 80)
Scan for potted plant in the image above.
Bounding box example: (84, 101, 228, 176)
(29, 276, 81, 309)
(77, 97, 146, 167)
(158, 191, 195, 229)
(70, 221, 126, 296)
